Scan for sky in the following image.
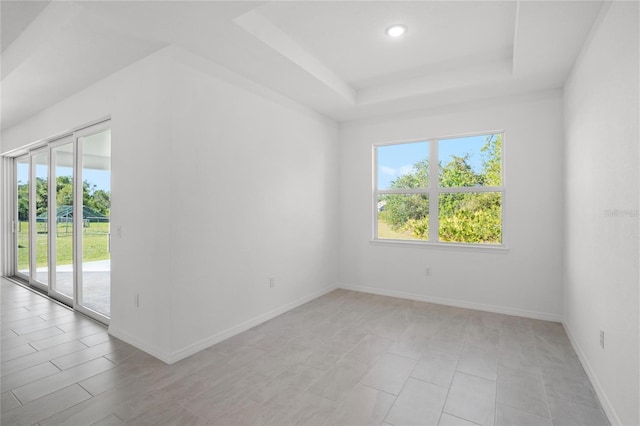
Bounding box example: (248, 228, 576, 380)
(17, 165, 111, 192)
(377, 134, 493, 189)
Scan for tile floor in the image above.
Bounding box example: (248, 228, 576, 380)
(0, 278, 610, 425)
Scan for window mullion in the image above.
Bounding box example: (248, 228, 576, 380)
(378, 188, 429, 195)
(438, 186, 504, 194)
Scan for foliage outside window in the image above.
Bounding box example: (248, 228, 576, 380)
(375, 133, 503, 245)
(16, 176, 111, 270)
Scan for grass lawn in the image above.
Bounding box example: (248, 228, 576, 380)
(377, 219, 426, 240)
(17, 221, 110, 270)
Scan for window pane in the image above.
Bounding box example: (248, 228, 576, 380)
(439, 134, 502, 187)
(34, 152, 49, 285)
(438, 192, 502, 244)
(377, 141, 429, 190)
(16, 158, 30, 276)
(80, 129, 111, 317)
(378, 194, 429, 240)
(54, 143, 74, 299)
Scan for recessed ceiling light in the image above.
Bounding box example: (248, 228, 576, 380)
(386, 24, 408, 38)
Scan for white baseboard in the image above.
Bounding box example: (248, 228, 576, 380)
(338, 282, 562, 322)
(108, 326, 174, 364)
(110, 284, 338, 365)
(563, 321, 620, 426)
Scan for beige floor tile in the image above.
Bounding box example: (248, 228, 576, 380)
(443, 372, 496, 426)
(40, 383, 147, 425)
(1, 281, 612, 426)
(497, 341, 540, 374)
(1, 316, 48, 333)
(1, 361, 60, 393)
(90, 413, 126, 426)
(1, 344, 37, 362)
(249, 363, 325, 410)
(0, 326, 65, 350)
(1, 384, 91, 426)
(361, 352, 416, 395)
(29, 325, 105, 351)
(126, 398, 209, 425)
(496, 365, 548, 418)
(439, 413, 481, 425)
(542, 371, 600, 407)
(325, 384, 396, 426)
(78, 351, 164, 396)
(13, 356, 115, 404)
(457, 343, 498, 381)
(307, 357, 371, 401)
(211, 397, 276, 426)
(1, 391, 21, 413)
(547, 396, 610, 426)
(411, 350, 459, 388)
(50, 339, 127, 370)
(385, 378, 448, 425)
(343, 334, 394, 366)
(495, 404, 551, 426)
(183, 371, 269, 422)
(78, 332, 113, 347)
(265, 391, 337, 426)
(1, 340, 88, 377)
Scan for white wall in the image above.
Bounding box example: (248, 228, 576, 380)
(1, 46, 339, 363)
(338, 93, 565, 320)
(563, 2, 639, 425)
(165, 49, 339, 357)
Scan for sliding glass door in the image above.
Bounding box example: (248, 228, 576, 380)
(33, 149, 50, 288)
(51, 139, 74, 301)
(77, 127, 111, 318)
(15, 156, 30, 279)
(12, 122, 111, 323)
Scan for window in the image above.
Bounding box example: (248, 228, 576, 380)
(374, 132, 503, 246)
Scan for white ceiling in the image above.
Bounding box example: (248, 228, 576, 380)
(0, 0, 604, 130)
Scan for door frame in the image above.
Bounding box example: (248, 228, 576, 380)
(74, 122, 112, 324)
(5, 119, 111, 325)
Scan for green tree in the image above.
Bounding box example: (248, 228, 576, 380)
(379, 160, 430, 237)
(17, 176, 110, 220)
(91, 189, 111, 215)
(35, 177, 48, 216)
(17, 182, 29, 221)
(56, 176, 74, 207)
(439, 134, 502, 243)
(82, 180, 110, 216)
(481, 133, 501, 186)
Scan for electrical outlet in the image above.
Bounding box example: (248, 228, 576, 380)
(269, 277, 276, 288)
(424, 267, 432, 277)
(599, 329, 605, 349)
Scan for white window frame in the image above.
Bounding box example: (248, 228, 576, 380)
(373, 131, 506, 250)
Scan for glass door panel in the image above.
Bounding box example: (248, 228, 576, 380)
(33, 151, 49, 286)
(11, 121, 111, 324)
(16, 157, 30, 277)
(52, 142, 74, 300)
(78, 129, 111, 317)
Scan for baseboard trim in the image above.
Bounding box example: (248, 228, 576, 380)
(108, 326, 173, 364)
(110, 284, 338, 365)
(563, 320, 620, 426)
(338, 282, 562, 322)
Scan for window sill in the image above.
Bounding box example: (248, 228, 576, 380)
(370, 239, 510, 253)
